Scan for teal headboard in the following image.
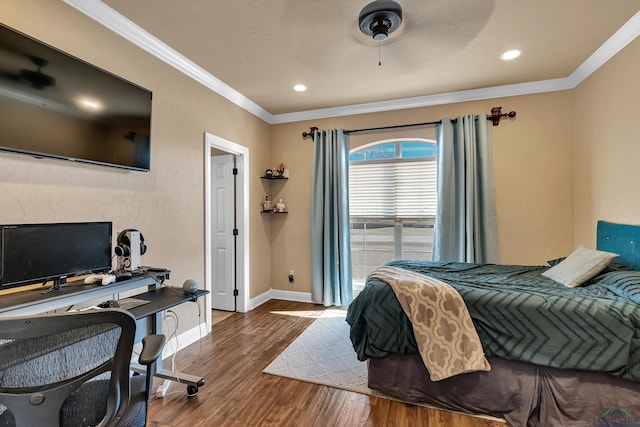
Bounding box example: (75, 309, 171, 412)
(596, 221, 640, 270)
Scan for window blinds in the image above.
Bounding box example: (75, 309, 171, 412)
(349, 160, 437, 218)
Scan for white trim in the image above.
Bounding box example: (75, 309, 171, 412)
(62, 0, 271, 123)
(270, 289, 314, 304)
(204, 133, 251, 318)
(64, 1, 640, 124)
(269, 78, 572, 123)
(567, 10, 640, 88)
(248, 290, 272, 311)
(248, 289, 314, 311)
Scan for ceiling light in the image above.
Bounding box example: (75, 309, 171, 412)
(500, 49, 522, 61)
(293, 84, 307, 92)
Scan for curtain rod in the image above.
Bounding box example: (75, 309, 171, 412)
(301, 106, 516, 139)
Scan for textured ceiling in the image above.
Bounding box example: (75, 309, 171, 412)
(98, 0, 640, 116)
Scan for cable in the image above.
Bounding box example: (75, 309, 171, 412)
(193, 299, 204, 362)
(163, 309, 180, 382)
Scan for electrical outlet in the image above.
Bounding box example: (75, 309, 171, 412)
(288, 270, 294, 283)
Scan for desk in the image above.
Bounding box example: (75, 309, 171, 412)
(128, 286, 209, 395)
(0, 271, 169, 316)
(0, 271, 208, 395)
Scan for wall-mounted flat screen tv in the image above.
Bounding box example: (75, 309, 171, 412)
(0, 23, 152, 171)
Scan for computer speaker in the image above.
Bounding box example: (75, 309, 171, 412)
(183, 279, 198, 295)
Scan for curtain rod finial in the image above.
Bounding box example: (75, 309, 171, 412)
(490, 106, 516, 126)
(302, 126, 318, 139)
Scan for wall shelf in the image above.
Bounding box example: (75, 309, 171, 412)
(261, 174, 288, 214)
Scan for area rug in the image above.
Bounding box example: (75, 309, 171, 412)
(262, 309, 370, 394)
(262, 308, 505, 424)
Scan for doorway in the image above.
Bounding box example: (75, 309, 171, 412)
(204, 133, 250, 325)
(210, 153, 236, 311)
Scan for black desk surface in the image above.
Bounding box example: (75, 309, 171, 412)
(128, 287, 208, 319)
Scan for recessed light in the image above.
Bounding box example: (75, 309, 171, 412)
(293, 84, 307, 92)
(500, 49, 522, 61)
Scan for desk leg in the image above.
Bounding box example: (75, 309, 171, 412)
(139, 311, 206, 397)
(130, 363, 206, 396)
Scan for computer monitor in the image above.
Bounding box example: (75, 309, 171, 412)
(0, 221, 112, 290)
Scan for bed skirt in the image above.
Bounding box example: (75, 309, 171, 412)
(368, 354, 640, 427)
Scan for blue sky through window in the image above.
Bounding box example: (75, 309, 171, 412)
(350, 140, 435, 161)
(401, 141, 436, 158)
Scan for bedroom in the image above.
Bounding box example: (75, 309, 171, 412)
(1, 0, 640, 425)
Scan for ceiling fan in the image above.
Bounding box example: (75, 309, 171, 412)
(282, 0, 495, 75)
(0, 55, 56, 90)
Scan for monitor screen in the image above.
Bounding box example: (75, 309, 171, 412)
(0, 222, 113, 290)
(0, 24, 152, 171)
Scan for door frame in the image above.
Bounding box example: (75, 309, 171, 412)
(204, 132, 250, 317)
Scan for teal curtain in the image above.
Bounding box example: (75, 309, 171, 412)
(310, 129, 353, 307)
(433, 114, 499, 263)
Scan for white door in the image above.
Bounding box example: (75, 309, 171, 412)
(210, 154, 236, 311)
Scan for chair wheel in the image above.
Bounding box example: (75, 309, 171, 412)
(186, 385, 198, 397)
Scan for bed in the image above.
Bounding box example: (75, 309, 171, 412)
(346, 221, 640, 426)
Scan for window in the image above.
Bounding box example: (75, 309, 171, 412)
(349, 139, 437, 287)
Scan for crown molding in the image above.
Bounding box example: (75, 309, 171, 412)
(269, 78, 572, 124)
(64, 1, 640, 125)
(63, 0, 273, 123)
(567, 10, 640, 88)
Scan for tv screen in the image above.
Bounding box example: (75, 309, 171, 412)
(0, 24, 152, 171)
(0, 222, 113, 290)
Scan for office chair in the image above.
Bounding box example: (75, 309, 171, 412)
(0, 309, 165, 427)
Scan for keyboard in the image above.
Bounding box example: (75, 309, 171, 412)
(117, 298, 150, 310)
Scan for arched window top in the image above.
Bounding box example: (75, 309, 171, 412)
(349, 139, 436, 162)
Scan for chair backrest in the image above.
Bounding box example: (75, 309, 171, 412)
(0, 309, 137, 427)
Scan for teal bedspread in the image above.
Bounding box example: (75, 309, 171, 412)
(346, 260, 640, 382)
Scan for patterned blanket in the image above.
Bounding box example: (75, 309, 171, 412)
(369, 266, 490, 380)
(346, 260, 640, 382)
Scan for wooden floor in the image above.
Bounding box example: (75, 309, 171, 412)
(147, 299, 506, 427)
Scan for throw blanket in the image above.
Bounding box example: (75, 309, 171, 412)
(369, 266, 490, 381)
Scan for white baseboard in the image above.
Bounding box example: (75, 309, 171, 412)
(270, 289, 313, 303)
(248, 289, 272, 310)
(249, 288, 313, 310)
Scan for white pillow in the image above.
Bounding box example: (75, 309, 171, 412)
(542, 245, 618, 288)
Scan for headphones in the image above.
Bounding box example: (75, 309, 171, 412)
(114, 229, 147, 257)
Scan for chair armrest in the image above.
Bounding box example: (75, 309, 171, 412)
(139, 334, 166, 365)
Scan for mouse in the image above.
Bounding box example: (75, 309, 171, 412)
(97, 299, 120, 309)
(115, 271, 133, 281)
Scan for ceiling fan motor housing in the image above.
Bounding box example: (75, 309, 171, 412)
(359, 0, 403, 41)
(19, 56, 56, 90)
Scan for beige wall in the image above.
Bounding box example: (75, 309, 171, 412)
(270, 91, 576, 293)
(573, 36, 640, 247)
(1, 1, 271, 331)
(269, 36, 640, 296)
